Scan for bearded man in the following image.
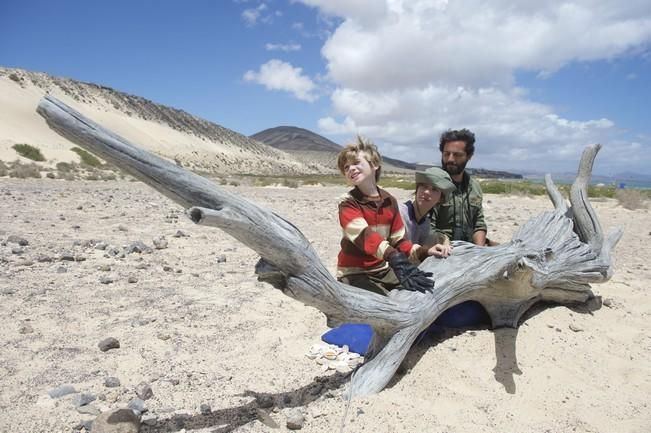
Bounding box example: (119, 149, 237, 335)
(429, 129, 491, 246)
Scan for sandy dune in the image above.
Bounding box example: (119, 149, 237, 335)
(1, 178, 649, 433)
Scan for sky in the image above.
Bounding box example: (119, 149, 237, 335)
(1, 0, 650, 176)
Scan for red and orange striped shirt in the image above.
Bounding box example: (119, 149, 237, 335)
(337, 187, 422, 278)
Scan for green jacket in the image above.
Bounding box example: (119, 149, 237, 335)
(429, 172, 487, 242)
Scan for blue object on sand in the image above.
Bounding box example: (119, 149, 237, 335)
(434, 301, 490, 328)
(321, 323, 374, 355)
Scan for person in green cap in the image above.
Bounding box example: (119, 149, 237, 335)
(399, 167, 456, 258)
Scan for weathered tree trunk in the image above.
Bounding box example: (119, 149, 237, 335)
(36, 96, 622, 397)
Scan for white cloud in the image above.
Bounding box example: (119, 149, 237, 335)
(243, 59, 318, 102)
(266, 42, 302, 52)
(295, 0, 651, 173)
(242, 3, 280, 26)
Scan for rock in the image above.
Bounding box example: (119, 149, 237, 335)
(256, 395, 274, 409)
(125, 241, 151, 254)
(74, 392, 97, 407)
(36, 254, 53, 263)
(100, 276, 114, 285)
(11, 247, 24, 254)
(127, 398, 147, 415)
(73, 419, 94, 432)
(95, 241, 109, 250)
(256, 409, 279, 428)
(56, 266, 67, 273)
(199, 403, 211, 415)
(77, 404, 101, 416)
(7, 235, 28, 246)
(91, 408, 140, 433)
(98, 337, 120, 352)
(173, 230, 189, 238)
(98, 264, 111, 272)
(1, 287, 17, 295)
(18, 323, 34, 334)
(569, 324, 584, 332)
(216, 254, 227, 263)
(127, 276, 138, 283)
(134, 382, 153, 400)
(117, 225, 129, 232)
(48, 384, 77, 398)
(16, 259, 34, 267)
(162, 266, 173, 272)
(603, 297, 614, 308)
(152, 237, 168, 249)
(141, 414, 158, 426)
(104, 377, 121, 388)
(286, 408, 305, 430)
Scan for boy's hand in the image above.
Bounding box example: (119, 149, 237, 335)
(387, 252, 434, 293)
(428, 243, 452, 258)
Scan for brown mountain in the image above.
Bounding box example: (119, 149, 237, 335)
(251, 126, 417, 173)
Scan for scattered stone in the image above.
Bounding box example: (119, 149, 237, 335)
(135, 263, 149, 270)
(173, 230, 189, 238)
(98, 337, 120, 352)
(95, 241, 109, 250)
(7, 235, 28, 246)
(156, 333, 171, 341)
(126, 241, 152, 254)
(569, 324, 584, 332)
(127, 276, 138, 284)
(216, 254, 227, 263)
(36, 254, 53, 263)
(117, 225, 128, 232)
(16, 259, 34, 267)
(18, 323, 34, 334)
(152, 237, 168, 249)
(603, 298, 614, 308)
(141, 414, 158, 426)
(127, 397, 147, 415)
(77, 404, 100, 416)
(1, 287, 17, 295)
(11, 247, 24, 254)
(104, 376, 121, 388)
(72, 419, 94, 432)
(72, 224, 81, 230)
(256, 409, 279, 429)
(73, 392, 97, 407)
(98, 264, 111, 272)
(286, 408, 305, 430)
(91, 408, 140, 433)
(135, 382, 153, 400)
(56, 266, 67, 273)
(59, 252, 85, 262)
(100, 276, 114, 285)
(162, 265, 173, 272)
(48, 384, 76, 398)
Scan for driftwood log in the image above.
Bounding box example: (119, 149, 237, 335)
(36, 96, 622, 398)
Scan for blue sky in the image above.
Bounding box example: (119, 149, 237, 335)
(1, 0, 650, 176)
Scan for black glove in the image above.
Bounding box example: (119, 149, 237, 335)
(387, 251, 434, 293)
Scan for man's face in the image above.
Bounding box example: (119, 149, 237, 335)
(441, 141, 470, 176)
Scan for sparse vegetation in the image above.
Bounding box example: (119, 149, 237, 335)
(9, 161, 41, 179)
(0, 160, 8, 177)
(12, 143, 46, 162)
(616, 189, 649, 210)
(8, 73, 21, 83)
(71, 147, 102, 167)
(56, 162, 74, 172)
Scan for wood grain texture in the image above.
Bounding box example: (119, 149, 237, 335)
(36, 95, 621, 397)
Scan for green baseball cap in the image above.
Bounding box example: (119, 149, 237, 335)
(414, 167, 455, 194)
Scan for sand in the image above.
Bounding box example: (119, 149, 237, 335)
(0, 178, 649, 433)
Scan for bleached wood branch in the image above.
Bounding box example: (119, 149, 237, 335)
(36, 96, 621, 397)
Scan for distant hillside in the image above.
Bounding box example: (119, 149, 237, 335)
(0, 67, 331, 176)
(251, 126, 417, 173)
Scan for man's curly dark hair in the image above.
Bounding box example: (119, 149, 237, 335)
(439, 129, 476, 157)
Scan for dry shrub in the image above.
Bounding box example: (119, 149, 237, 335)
(0, 160, 7, 177)
(9, 161, 42, 179)
(615, 189, 648, 210)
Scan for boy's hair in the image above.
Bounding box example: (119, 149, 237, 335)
(336, 135, 383, 182)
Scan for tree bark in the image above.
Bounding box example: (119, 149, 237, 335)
(36, 96, 622, 397)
